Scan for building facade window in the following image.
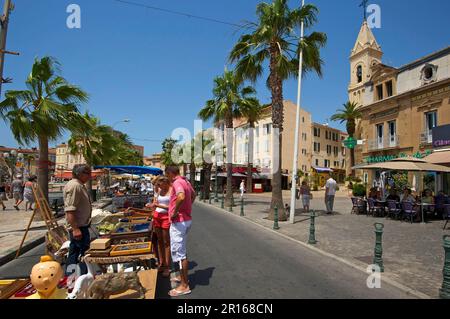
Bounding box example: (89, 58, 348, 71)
(327, 145, 332, 155)
(376, 84, 383, 100)
(376, 123, 384, 149)
(314, 127, 320, 137)
(386, 80, 393, 97)
(388, 121, 396, 147)
(315, 159, 319, 166)
(425, 111, 437, 143)
(324, 159, 330, 168)
(357, 65, 363, 83)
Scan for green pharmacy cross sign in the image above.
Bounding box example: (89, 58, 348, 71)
(343, 137, 358, 149)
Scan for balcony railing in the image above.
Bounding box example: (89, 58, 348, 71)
(420, 130, 432, 145)
(368, 135, 400, 151)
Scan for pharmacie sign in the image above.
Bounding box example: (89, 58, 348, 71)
(364, 150, 432, 164)
(433, 125, 450, 148)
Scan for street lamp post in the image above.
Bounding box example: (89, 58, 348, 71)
(289, 0, 306, 224)
(112, 119, 131, 130)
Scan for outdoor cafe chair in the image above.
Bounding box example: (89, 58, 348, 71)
(402, 201, 418, 224)
(386, 200, 402, 220)
(351, 197, 366, 215)
(443, 205, 450, 230)
(367, 198, 383, 217)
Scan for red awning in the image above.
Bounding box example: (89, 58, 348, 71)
(55, 169, 104, 179)
(231, 167, 259, 174)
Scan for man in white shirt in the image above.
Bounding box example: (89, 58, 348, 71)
(239, 180, 246, 198)
(325, 174, 337, 214)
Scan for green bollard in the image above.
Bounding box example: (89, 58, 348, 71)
(373, 223, 385, 273)
(221, 192, 224, 209)
(308, 210, 317, 245)
(273, 205, 280, 230)
(440, 235, 450, 299)
(209, 195, 212, 205)
(229, 199, 233, 212)
(240, 198, 245, 216)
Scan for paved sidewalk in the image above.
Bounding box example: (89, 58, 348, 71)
(202, 190, 449, 299)
(0, 196, 112, 265)
(0, 198, 48, 263)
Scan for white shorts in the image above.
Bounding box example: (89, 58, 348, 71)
(169, 220, 192, 263)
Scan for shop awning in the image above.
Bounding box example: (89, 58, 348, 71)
(312, 167, 334, 173)
(55, 169, 104, 179)
(94, 165, 163, 176)
(424, 150, 450, 165)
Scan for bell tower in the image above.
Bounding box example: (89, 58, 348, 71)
(348, 21, 383, 106)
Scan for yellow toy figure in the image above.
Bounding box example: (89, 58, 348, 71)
(26, 255, 67, 299)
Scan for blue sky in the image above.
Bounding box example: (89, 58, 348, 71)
(0, 0, 449, 156)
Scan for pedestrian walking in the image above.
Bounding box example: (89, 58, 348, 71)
(23, 175, 37, 211)
(63, 164, 92, 276)
(0, 182, 7, 210)
(325, 174, 337, 215)
(11, 174, 24, 210)
(300, 181, 312, 213)
(166, 165, 196, 297)
(239, 179, 246, 198)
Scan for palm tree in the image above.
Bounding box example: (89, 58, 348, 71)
(68, 113, 118, 195)
(229, 0, 326, 220)
(0, 57, 88, 201)
(240, 100, 264, 194)
(330, 101, 362, 175)
(198, 69, 258, 207)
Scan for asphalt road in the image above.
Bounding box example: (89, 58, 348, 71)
(157, 203, 415, 299)
(0, 202, 416, 299)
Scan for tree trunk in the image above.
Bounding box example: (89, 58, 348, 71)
(38, 135, 49, 203)
(268, 44, 286, 221)
(189, 162, 196, 185)
(203, 163, 212, 199)
(247, 124, 254, 194)
(225, 121, 234, 207)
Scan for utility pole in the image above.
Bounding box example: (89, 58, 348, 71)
(289, 0, 306, 224)
(0, 0, 14, 97)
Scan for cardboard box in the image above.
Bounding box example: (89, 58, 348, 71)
(90, 238, 111, 250)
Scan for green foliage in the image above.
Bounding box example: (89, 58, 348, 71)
(423, 174, 435, 189)
(0, 56, 88, 145)
(312, 184, 319, 191)
(330, 101, 362, 137)
(392, 172, 410, 191)
(352, 184, 367, 197)
(161, 138, 178, 166)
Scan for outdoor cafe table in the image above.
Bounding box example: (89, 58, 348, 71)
(417, 203, 435, 224)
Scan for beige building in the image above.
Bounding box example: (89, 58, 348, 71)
(229, 100, 349, 188)
(232, 100, 312, 178)
(144, 153, 164, 170)
(311, 123, 348, 183)
(55, 142, 85, 172)
(349, 21, 450, 191)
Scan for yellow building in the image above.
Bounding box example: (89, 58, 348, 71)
(230, 100, 350, 189)
(311, 123, 348, 185)
(349, 21, 450, 192)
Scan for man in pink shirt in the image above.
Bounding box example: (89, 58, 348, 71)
(165, 166, 196, 297)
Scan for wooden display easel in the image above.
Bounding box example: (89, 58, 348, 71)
(15, 184, 68, 259)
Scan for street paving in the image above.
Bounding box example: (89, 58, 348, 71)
(0, 202, 417, 298)
(157, 203, 415, 299)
